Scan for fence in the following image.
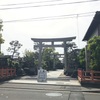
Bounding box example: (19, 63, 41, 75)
(0, 68, 16, 79)
(78, 69, 100, 83)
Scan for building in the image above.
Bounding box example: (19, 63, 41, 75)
(83, 11, 100, 41)
(83, 11, 100, 70)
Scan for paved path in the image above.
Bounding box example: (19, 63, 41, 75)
(47, 69, 64, 78)
(8, 79, 80, 86)
(19, 69, 65, 79)
(7, 69, 81, 86)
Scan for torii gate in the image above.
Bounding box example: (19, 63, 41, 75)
(31, 37, 76, 72)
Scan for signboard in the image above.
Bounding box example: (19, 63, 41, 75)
(37, 68, 47, 82)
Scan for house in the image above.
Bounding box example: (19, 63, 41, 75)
(83, 11, 100, 41)
(83, 11, 100, 70)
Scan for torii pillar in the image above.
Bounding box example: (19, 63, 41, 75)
(38, 42, 42, 69)
(64, 41, 68, 72)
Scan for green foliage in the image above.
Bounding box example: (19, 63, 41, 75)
(23, 50, 35, 68)
(0, 20, 5, 53)
(0, 52, 4, 56)
(7, 58, 19, 68)
(24, 50, 39, 68)
(0, 34, 4, 44)
(67, 42, 77, 53)
(42, 47, 60, 70)
(23, 50, 38, 75)
(0, 19, 3, 31)
(0, 34, 5, 54)
(68, 49, 81, 69)
(42, 47, 55, 61)
(87, 36, 100, 70)
(78, 48, 85, 69)
(41, 61, 47, 70)
(7, 40, 22, 58)
(7, 58, 12, 67)
(42, 47, 54, 70)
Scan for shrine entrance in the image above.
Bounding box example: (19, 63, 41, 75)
(31, 37, 76, 73)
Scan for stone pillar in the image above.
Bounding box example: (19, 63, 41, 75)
(64, 41, 67, 73)
(38, 42, 42, 69)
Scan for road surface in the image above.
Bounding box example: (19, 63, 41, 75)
(0, 69, 100, 100)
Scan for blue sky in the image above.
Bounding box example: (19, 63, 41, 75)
(0, 0, 100, 56)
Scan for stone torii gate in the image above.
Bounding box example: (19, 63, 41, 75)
(31, 37, 76, 72)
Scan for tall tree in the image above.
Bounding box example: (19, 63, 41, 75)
(68, 49, 81, 69)
(42, 47, 60, 70)
(78, 48, 85, 70)
(23, 50, 38, 75)
(87, 36, 100, 70)
(0, 20, 4, 53)
(7, 40, 22, 58)
(42, 47, 54, 70)
(23, 50, 35, 68)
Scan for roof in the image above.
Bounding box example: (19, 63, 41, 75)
(31, 37, 76, 42)
(83, 11, 100, 41)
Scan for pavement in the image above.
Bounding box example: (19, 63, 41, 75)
(7, 69, 80, 86)
(8, 78, 80, 86)
(6, 69, 100, 92)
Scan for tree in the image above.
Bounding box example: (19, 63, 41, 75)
(68, 49, 81, 69)
(78, 48, 85, 70)
(7, 40, 22, 58)
(87, 36, 100, 70)
(42, 47, 55, 70)
(0, 20, 5, 53)
(67, 42, 77, 53)
(42, 47, 60, 70)
(23, 49, 35, 68)
(0, 19, 3, 31)
(0, 34, 5, 53)
(64, 42, 77, 68)
(23, 50, 37, 75)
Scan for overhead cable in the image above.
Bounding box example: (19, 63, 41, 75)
(3, 11, 95, 23)
(0, 0, 62, 6)
(0, 0, 100, 10)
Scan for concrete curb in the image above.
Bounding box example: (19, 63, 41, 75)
(5, 81, 81, 87)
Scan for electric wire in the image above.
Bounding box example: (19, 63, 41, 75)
(0, 0, 62, 6)
(0, 0, 100, 10)
(3, 11, 95, 23)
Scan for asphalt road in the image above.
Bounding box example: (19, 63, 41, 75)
(0, 70, 100, 100)
(0, 82, 100, 100)
(0, 83, 69, 100)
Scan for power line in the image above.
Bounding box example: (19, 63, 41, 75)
(0, 0, 62, 6)
(0, 0, 100, 10)
(3, 11, 95, 23)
